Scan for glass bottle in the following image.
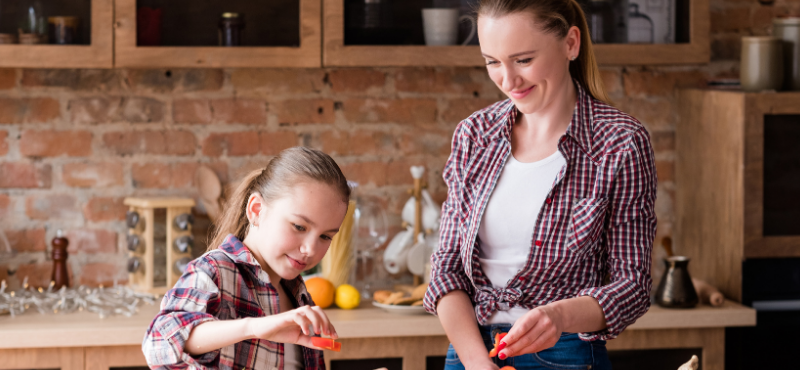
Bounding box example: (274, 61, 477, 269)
(17, 0, 46, 44)
(218, 12, 244, 46)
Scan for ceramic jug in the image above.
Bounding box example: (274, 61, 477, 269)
(655, 256, 699, 308)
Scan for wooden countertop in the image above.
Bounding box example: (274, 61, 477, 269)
(0, 300, 755, 349)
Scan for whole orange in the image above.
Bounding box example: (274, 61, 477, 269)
(305, 277, 335, 309)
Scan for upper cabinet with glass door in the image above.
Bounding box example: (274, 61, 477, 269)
(114, 0, 321, 68)
(323, 0, 709, 67)
(0, 0, 112, 68)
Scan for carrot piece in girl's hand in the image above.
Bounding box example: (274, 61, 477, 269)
(499, 367, 516, 370)
(310, 337, 342, 352)
(488, 331, 507, 358)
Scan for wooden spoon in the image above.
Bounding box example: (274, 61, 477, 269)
(195, 166, 222, 222)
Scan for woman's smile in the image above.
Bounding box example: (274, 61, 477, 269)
(510, 85, 535, 100)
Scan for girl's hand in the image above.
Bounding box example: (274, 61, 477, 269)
(497, 305, 563, 359)
(247, 305, 338, 349)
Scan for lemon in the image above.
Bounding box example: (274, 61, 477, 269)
(335, 284, 361, 310)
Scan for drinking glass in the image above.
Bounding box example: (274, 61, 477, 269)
(354, 199, 388, 299)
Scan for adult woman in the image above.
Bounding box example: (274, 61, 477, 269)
(422, 0, 657, 369)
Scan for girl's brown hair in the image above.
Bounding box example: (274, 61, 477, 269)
(478, 0, 609, 103)
(207, 146, 351, 251)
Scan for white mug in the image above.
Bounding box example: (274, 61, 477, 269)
(422, 8, 477, 46)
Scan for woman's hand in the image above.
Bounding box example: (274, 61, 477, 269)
(497, 304, 564, 359)
(247, 305, 338, 349)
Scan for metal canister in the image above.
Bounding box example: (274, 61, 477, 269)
(774, 17, 800, 90)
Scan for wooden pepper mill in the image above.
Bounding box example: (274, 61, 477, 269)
(51, 230, 70, 289)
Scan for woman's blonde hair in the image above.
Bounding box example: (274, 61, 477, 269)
(207, 146, 350, 251)
(478, 0, 609, 103)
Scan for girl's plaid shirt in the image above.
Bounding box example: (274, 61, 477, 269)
(142, 234, 325, 370)
(423, 83, 658, 341)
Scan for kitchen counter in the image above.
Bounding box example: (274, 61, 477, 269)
(0, 300, 755, 370)
(0, 300, 754, 349)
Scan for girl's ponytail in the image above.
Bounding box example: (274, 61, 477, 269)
(208, 169, 263, 251)
(207, 146, 350, 251)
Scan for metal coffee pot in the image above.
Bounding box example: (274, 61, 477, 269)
(655, 256, 699, 308)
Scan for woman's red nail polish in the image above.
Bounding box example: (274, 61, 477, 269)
(498, 352, 507, 360)
(497, 342, 506, 352)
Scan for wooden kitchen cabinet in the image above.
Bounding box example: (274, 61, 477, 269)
(113, 0, 322, 68)
(0, 0, 113, 68)
(322, 0, 709, 67)
(676, 89, 800, 302)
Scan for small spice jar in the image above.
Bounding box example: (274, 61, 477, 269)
(218, 12, 244, 47)
(48, 16, 79, 44)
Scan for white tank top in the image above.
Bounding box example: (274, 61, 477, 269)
(477, 151, 566, 324)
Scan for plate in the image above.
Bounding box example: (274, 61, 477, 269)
(372, 301, 429, 315)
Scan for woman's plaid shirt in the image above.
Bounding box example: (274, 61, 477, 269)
(423, 83, 657, 341)
(142, 234, 325, 370)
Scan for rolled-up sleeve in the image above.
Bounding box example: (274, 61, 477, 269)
(578, 128, 657, 341)
(142, 257, 222, 369)
(424, 123, 476, 315)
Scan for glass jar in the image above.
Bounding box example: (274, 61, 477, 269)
(17, 0, 46, 44)
(773, 17, 800, 90)
(628, 3, 653, 43)
(218, 12, 244, 46)
(48, 16, 79, 44)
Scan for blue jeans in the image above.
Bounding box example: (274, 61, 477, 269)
(444, 324, 612, 370)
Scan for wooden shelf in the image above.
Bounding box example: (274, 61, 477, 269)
(323, 0, 709, 67)
(0, 0, 113, 68)
(113, 0, 322, 68)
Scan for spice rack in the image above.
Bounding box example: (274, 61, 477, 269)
(124, 197, 195, 295)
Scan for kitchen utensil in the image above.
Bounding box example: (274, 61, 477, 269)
(662, 236, 674, 257)
(691, 277, 725, 307)
(401, 189, 441, 232)
(352, 195, 388, 297)
(50, 230, 70, 289)
(422, 8, 476, 46)
(740, 36, 784, 92)
(773, 17, 800, 90)
(655, 256, 699, 308)
(195, 166, 222, 222)
(384, 226, 414, 274)
(406, 234, 427, 276)
(48, 16, 79, 44)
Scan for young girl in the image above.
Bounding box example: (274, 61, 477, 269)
(424, 0, 657, 369)
(143, 147, 351, 370)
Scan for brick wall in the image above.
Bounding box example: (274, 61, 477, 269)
(1, 0, 798, 289)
